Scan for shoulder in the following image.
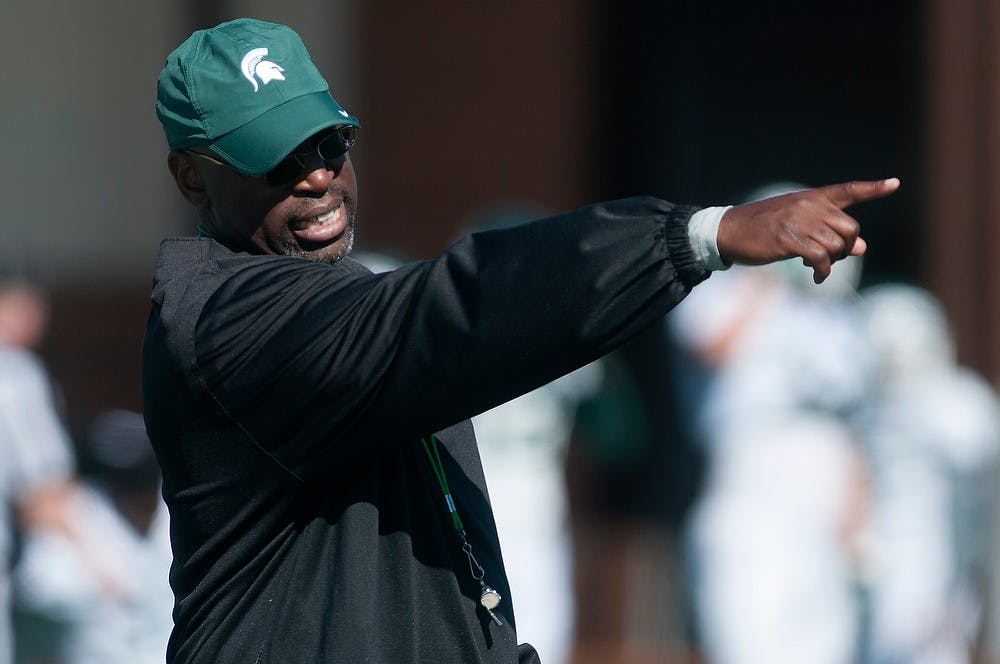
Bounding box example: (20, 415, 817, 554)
(152, 239, 370, 322)
(0, 345, 49, 395)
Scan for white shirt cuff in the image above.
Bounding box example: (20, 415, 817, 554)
(687, 206, 732, 271)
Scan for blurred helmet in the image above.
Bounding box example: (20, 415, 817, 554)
(858, 283, 955, 381)
(85, 409, 160, 488)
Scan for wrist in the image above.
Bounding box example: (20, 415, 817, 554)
(688, 206, 733, 271)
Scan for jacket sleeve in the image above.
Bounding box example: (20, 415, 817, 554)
(194, 196, 709, 480)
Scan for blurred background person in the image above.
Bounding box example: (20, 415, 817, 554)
(474, 361, 602, 664)
(13, 409, 172, 664)
(857, 284, 1000, 664)
(670, 184, 874, 664)
(0, 278, 78, 664)
(565, 324, 703, 664)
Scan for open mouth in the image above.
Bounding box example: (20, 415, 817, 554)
(290, 200, 348, 244)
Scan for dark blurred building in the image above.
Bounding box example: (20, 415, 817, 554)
(4, 0, 996, 428)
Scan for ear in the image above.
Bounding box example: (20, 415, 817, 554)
(167, 151, 211, 209)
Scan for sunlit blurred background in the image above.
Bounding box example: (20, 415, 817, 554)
(2, 1, 1000, 663)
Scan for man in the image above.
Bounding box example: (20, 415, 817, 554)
(0, 279, 77, 664)
(859, 285, 1000, 664)
(145, 18, 898, 664)
(15, 409, 173, 664)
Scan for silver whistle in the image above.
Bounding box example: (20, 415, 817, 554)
(480, 586, 503, 625)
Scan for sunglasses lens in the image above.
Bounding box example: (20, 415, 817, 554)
(317, 126, 357, 161)
(265, 160, 301, 187)
(265, 125, 358, 186)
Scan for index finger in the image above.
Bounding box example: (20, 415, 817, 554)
(820, 178, 900, 209)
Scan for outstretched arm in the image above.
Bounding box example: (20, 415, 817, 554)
(717, 178, 900, 283)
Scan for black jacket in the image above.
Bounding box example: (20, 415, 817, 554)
(142, 197, 708, 663)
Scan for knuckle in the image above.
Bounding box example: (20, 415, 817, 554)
(829, 234, 847, 255)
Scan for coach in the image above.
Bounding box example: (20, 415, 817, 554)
(144, 17, 897, 664)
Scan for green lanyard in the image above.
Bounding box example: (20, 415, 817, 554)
(420, 435, 504, 626)
(421, 435, 465, 534)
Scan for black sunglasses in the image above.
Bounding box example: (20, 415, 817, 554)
(265, 125, 358, 186)
(186, 125, 358, 187)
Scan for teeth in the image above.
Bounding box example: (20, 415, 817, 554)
(316, 208, 337, 223)
(290, 201, 346, 243)
(296, 203, 342, 229)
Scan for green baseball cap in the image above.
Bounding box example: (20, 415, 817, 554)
(156, 18, 360, 176)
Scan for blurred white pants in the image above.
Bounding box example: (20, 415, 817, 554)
(689, 419, 859, 664)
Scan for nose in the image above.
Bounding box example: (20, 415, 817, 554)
(292, 153, 347, 193)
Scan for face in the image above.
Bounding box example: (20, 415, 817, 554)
(169, 131, 359, 264)
(0, 285, 48, 350)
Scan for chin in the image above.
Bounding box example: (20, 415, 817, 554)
(291, 229, 354, 264)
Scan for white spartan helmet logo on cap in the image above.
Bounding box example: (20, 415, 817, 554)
(241, 48, 286, 92)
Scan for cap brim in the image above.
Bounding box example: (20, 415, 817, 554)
(208, 91, 360, 176)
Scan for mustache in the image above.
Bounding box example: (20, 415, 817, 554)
(286, 186, 354, 219)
